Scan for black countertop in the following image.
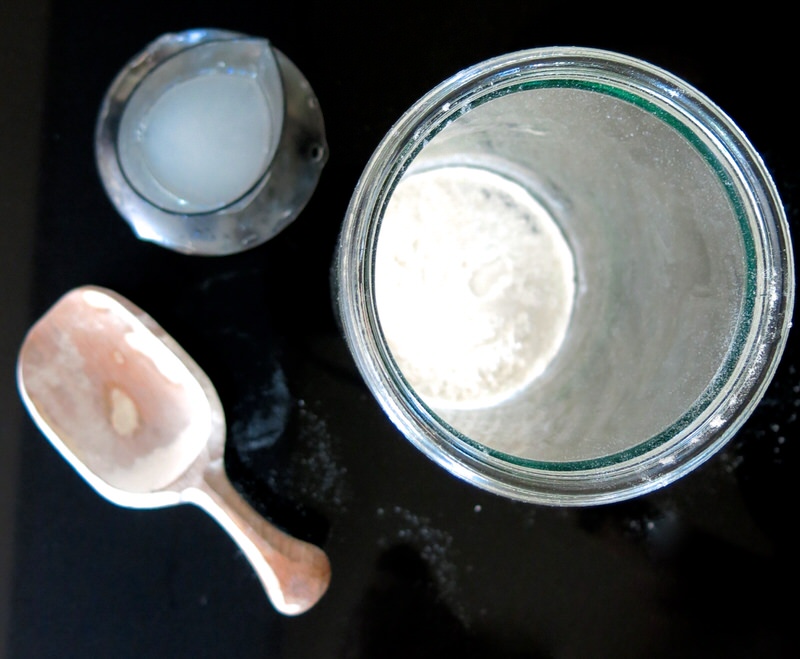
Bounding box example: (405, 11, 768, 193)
(2, 2, 797, 657)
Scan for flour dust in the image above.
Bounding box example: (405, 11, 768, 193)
(375, 165, 575, 410)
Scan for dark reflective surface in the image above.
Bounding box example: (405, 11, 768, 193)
(2, 2, 797, 657)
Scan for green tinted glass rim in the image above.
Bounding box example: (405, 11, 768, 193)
(391, 77, 758, 473)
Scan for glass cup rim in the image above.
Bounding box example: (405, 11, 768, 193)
(335, 46, 794, 505)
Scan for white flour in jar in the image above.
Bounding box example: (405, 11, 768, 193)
(375, 165, 575, 409)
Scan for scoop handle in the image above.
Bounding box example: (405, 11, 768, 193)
(187, 458, 331, 615)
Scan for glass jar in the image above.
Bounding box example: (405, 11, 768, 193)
(333, 47, 794, 506)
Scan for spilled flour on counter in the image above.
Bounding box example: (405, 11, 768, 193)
(375, 505, 460, 613)
(375, 165, 575, 409)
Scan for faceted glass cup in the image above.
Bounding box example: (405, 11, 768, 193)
(96, 28, 327, 256)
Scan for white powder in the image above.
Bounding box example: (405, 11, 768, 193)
(375, 165, 575, 409)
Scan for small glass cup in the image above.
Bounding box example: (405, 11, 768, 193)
(334, 47, 794, 506)
(96, 28, 327, 255)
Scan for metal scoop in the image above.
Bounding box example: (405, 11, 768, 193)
(16, 285, 331, 615)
